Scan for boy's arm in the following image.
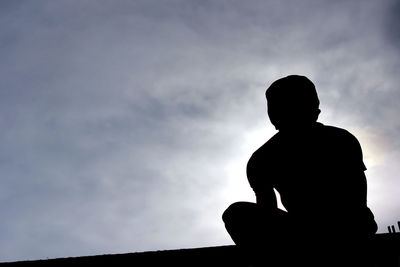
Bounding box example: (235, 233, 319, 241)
(256, 188, 277, 211)
(247, 154, 278, 211)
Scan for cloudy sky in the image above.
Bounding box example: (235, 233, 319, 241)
(1, 0, 399, 262)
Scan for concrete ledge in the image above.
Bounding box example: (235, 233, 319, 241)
(0, 246, 246, 266)
(1, 233, 399, 266)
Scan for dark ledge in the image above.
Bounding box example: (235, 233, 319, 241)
(1, 233, 399, 266)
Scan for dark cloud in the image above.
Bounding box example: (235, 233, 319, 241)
(384, 0, 400, 49)
(0, 0, 399, 261)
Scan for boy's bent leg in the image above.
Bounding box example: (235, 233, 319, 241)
(222, 202, 266, 265)
(222, 202, 291, 266)
(223, 202, 290, 246)
(222, 202, 262, 247)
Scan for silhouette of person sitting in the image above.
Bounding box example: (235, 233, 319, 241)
(222, 75, 377, 267)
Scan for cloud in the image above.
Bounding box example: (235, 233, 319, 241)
(384, 0, 400, 49)
(1, 0, 399, 261)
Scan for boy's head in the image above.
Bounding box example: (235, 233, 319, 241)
(265, 75, 320, 131)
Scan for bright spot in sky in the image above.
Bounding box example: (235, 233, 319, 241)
(350, 128, 388, 169)
(222, 124, 286, 210)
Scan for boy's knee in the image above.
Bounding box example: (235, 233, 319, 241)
(222, 202, 256, 224)
(222, 203, 235, 223)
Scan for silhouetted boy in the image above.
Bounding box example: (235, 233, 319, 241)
(222, 75, 377, 266)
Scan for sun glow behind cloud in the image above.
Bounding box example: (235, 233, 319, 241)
(1, 0, 400, 262)
(221, 124, 287, 211)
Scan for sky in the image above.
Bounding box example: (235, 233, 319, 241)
(1, 0, 400, 262)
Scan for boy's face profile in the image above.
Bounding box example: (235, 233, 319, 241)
(265, 75, 320, 132)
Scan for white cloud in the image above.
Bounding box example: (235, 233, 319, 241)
(0, 0, 399, 262)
